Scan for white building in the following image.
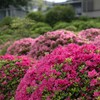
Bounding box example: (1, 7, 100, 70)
(82, 0, 100, 17)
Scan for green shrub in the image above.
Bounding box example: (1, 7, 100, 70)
(0, 34, 13, 44)
(26, 11, 44, 22)
(0, 16, 13, 27)
(0, 41, 12, 55)
(32, 26, 52, 34)
(0, 28, 13, 35)
(11, 18, 35, 37)
(71, 20, 84, 29)
(53, 21, 77, 31)
(86, 20, 100, 28)
(31, 22, 50, 30)
(11, 18, 35, 29)
(77, 16, 90, 21)
(13, 29, 33, 37)
(45, 5, 75, 25)
(0, 46, 8, 55)
(53, 22, 69, 30)
(31, 22, 52, 35)
(71, 20, 90, 31)
(65, 25, 77, 31)
(71, 19, 100, 31)
(0, 17, 13, 35)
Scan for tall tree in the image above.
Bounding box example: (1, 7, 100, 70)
(0, 0, 32, 8)
(30, 0, 45, 11)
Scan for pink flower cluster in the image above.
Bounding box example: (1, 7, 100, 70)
(7, 38, 36, 56)
(28, 30, 82, 59)
(15, 44, 100, 100)
(78, 28, 100, 44)
(6, 29, 100, 60)
(91, 35, 100, 48)
(0, 54, 34, 100)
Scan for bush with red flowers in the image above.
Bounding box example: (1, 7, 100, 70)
(15, 44, 100, 100)
(91, 35, 100, 48)
(78, 28, 100, 43)
(28, 30, 82, 59)
(7, 38, 35, 56)
(0, 54, 33, 100)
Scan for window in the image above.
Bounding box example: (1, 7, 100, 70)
(83, 0, 94, 12)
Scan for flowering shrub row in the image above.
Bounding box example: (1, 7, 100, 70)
(91, 35, 100, 48)
(7, 38, 35, 56)
(15, 44, 100, 100)
(6, 28, 100, 60)
(78, 28, 100, 49)
(0, 54, 33, 100)
(29, 30, 83, 59)
(7, 30, 82, 59)
(78, 28, 100, 42)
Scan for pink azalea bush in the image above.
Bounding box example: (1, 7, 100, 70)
(15, 44, 100, 100)
(7, 38, 35, 56)
(78, 28, 100, 43)
(91, 35, 100, 48)
(28, 30, 82, 59)
(0, 54, 33, 100)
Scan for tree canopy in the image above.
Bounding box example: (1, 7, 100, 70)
(0, 0, 31, 8)
(45, 5, 75, 25)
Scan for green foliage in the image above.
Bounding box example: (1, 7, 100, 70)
(11, 18, 35, 37)
(71, 20, 100, 31)
(31, 22, 50, 30)
(0, 28, 13, 35)
(0, 17, 14, 37)
(0, 34, 12, 44)
(0, 0, 31, 8)
(0, 34, 14, 55)
(0, 15, 100, 47)
(71, 20, 85, 30)
(53, 22, 77, 31)
(11, 17, 35, 29)
(76, 16, 90, 21)
(45, 5, 75, 26)
(31, 22, 52, 35)
(86, 20, 100, 28)
(30, 0, 45, 11)
(26, 11, 44, 22)
(0, 16, 13, 27)
(0, 42, 11, 55)
(13, 29, 33, 37)
(53, 22, 69, 30)
(32, 26, 52, 35)
(65, 25, 77, 31)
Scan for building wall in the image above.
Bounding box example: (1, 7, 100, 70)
(64, 0, 82, 16)
(83, 10, 100, 17)
(94, 0, 100, 11)
(0, 7, 27, 20)
(82, 0, 100, 17)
